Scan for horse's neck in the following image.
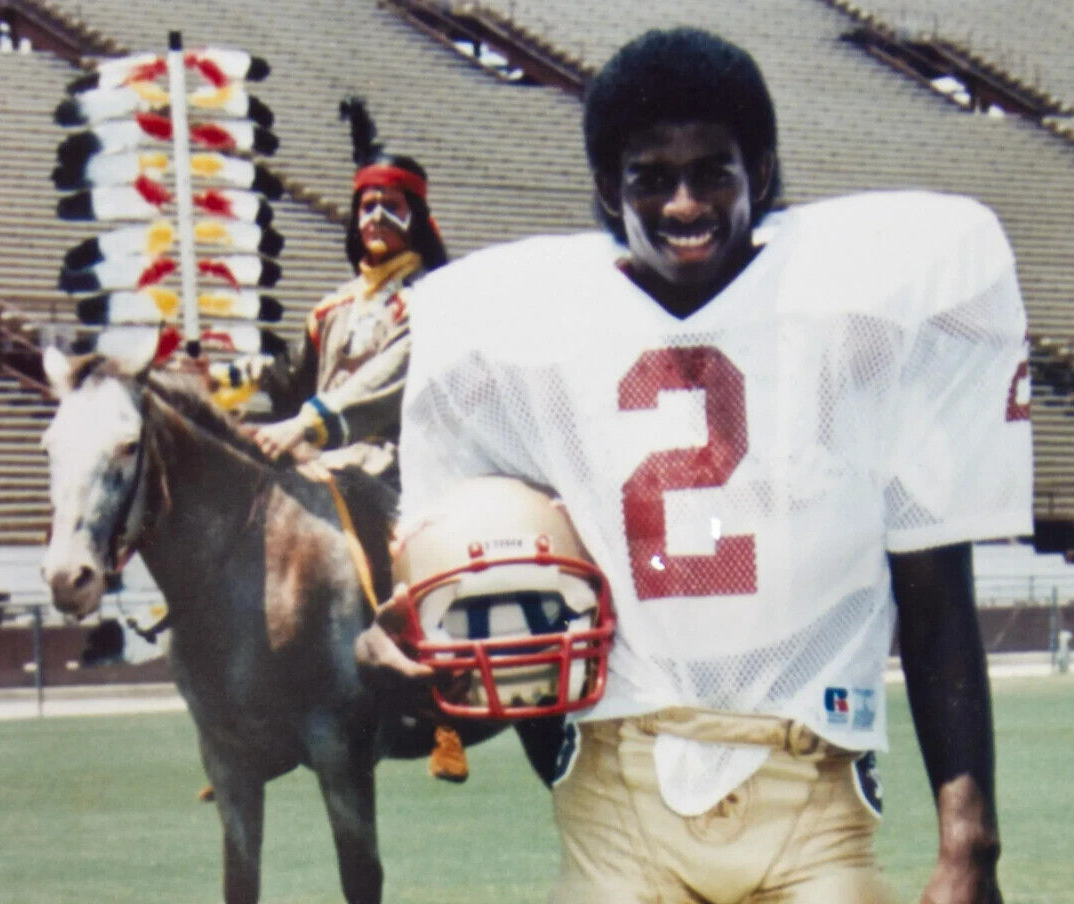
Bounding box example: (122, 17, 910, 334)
(139, 405, 266, 607)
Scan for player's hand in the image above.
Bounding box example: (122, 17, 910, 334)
(919, 856, 1002, 904)
(921, 776, 1002, 904)
(354, 583, 433, 680)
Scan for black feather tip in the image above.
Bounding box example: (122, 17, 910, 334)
(76, 294, 109, 325)
(251, 164, 283, 200)
(64, 237, 104, 270)
(260, 329, 287, 356)
(257, 259, 281, 288)
(257, 295, 283, 322)
(255, 200, 274, 229)
(339, 95, 381, 167)
(56, 131, 102, 168)
(54, 99, 87, 127)
(56, 190, 95, 222)
(258, 227, 284, 258)
(252, 126, 278, 157)
(246, 56, 270, 81)
(66, 72, 101, 95)
(246, 94, 274, 129)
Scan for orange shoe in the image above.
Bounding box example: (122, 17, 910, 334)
(429, 725, 469, 783)
(197, 784, 215, 803)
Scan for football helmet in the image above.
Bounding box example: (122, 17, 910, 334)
(393, 476, 615, 720)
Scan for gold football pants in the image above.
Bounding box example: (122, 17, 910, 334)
(550, 712, 897, 904)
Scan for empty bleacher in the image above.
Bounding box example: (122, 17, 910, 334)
(2, 0, 1074, 540)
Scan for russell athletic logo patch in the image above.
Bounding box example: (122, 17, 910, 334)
(824, 686, 877, 730)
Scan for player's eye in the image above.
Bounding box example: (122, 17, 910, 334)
(626, 165, 676, 194)
(691, 160, 736, 190)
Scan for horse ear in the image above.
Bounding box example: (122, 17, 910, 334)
(42, 346, 73, 397)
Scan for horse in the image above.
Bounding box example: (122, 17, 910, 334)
(38, 346, 500, 904)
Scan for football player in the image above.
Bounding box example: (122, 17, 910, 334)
(358, 28, 1029, 904)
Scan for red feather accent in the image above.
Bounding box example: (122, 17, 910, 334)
(190, 122, 235, 151)
(186, 53, 229, 88)
(154, 326, 182, 364)
(193, 190, 234, 218)
(137, 257, 177, 288)
(134, 175, 173, 207)
(199, 328, 237, 351)
(136, 111, 173, 140)
(126, 59, 167, 84)
(198, 259, 240, 288)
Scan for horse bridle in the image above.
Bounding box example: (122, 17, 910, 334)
(104, 385, 151, 579)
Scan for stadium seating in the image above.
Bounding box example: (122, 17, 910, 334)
(1, 0, 1074, 538)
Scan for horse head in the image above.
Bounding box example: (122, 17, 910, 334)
(40, 344, 154, 619)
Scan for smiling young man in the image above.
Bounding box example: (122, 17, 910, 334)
(357, 27, 1031, 903)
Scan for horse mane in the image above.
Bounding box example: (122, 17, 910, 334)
(143, 368, 274, 466)
(68, 355, 263, 467)
(71, 356, 398, 528)
(143, 367, 399, 523)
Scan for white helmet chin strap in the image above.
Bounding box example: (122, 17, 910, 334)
(358, 202, 412, 232)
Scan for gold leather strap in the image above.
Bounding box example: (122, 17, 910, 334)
(321, 472, 380, 615)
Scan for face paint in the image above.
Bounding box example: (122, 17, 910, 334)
(358, 201, 412, 232)
(357, 186, 413, 262)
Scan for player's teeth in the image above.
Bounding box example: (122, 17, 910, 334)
(664, 231, 714, 248)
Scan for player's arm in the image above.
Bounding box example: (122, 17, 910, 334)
(889, 542, 1002, 904)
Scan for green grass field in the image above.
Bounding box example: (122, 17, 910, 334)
(0, 676, 1070, 903)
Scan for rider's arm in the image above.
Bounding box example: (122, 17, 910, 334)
(304, 325, 410, 450)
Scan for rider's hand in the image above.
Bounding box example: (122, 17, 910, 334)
(354, 584, 433, 679)
(251, 416, 308, 460)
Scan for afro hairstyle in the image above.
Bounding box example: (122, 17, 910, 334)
(583, 28, 782, 235)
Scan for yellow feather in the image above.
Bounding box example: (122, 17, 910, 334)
(189, 85, 233, 109)
(190, 153, 224, 177)
(146, 221, 174, 257)
(130, 81, 169, 106)
(146, 287, 180, 319)
(194, 221, 231, 246)
(198, 292, 237, 317)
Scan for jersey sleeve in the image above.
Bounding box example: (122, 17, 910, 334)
(883, 208, 1032, 552)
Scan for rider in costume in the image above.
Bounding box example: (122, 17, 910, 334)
(220, 97, 447, 491)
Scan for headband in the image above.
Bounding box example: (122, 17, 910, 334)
(353, 163, 427, 199)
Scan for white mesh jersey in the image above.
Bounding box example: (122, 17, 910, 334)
(399, 191, 1033, 814)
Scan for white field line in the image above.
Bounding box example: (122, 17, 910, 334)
(0, 654, 1063, 722)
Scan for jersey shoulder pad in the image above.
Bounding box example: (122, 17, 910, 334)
(774, 192, 1015, 323)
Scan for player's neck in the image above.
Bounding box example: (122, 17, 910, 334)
(623, 242, 760, 319)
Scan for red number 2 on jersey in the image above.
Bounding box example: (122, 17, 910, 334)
(619, 346, 757, 600)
